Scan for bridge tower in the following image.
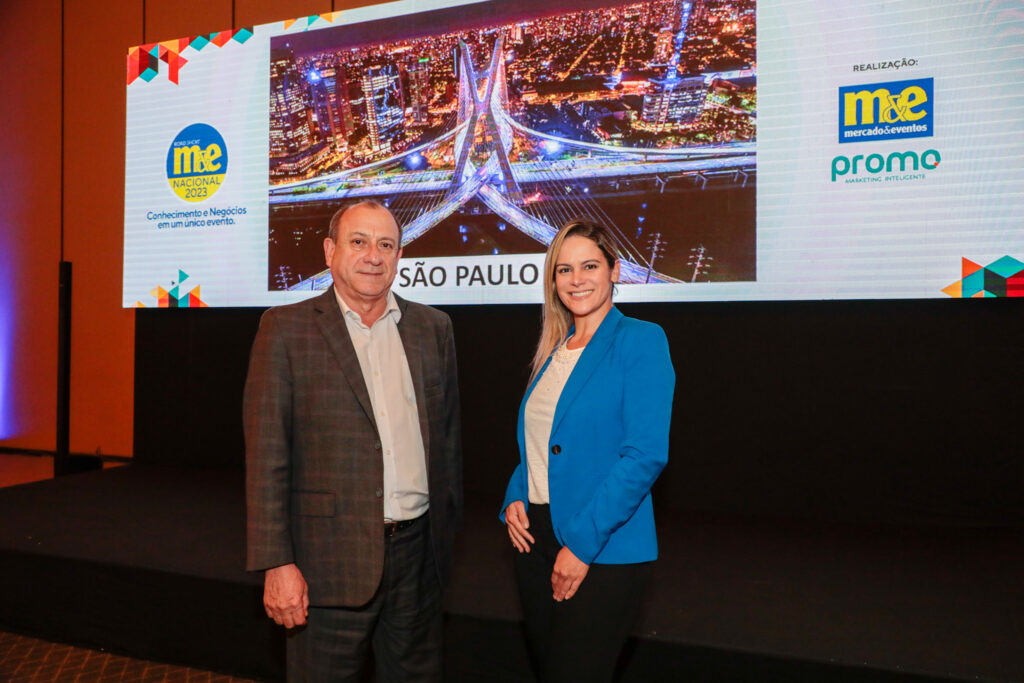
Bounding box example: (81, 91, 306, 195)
(448, 38, 522, 205)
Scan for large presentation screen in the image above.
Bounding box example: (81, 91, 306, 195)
(123, 0, 1024, 307)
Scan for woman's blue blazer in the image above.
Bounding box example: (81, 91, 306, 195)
(501, 306, 675, 565)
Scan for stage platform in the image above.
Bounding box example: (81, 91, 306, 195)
(0, 465, 1020, 682)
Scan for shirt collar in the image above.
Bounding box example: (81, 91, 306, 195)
(333, 286, 401, 327)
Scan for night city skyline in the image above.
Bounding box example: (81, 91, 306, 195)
(267, 0, 756, 290)
(270, 0, 754, 179)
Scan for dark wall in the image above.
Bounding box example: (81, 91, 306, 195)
(135, 299, 1024, 525)
(135, 308, 262, 470)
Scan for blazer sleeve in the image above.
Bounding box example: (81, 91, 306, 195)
(561, 323, 675, 564)
(500, 462, 527, 523)
(244, 309, 296, 571)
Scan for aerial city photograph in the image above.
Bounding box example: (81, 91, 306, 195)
(267, 0, 756, 290)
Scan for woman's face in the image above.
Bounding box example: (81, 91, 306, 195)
(554, 235, 620, 322)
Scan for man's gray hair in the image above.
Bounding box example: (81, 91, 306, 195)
(327, 200, 402, 243)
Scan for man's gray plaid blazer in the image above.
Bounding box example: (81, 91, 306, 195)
(243, 288, 462, 606)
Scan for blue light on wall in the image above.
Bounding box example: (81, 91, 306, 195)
(0, 251, 14, 440)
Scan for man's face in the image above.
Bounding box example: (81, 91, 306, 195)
(323, 205, 402, 307)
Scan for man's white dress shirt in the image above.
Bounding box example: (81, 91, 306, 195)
(335, 288, 428, 521)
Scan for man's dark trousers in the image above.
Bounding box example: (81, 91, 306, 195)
(286, 515, 442, 682)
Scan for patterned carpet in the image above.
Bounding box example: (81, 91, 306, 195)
(0, 631, 260, 683)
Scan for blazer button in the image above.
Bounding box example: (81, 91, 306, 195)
(551, 445, 561, 455)
(374, 441, 382, 450)
(375, 488, 383, 498)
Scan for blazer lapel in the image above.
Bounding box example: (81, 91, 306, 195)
(550, 306, 623, 435)
(313, 289, 378, 434)
(395, 295, 431, 468)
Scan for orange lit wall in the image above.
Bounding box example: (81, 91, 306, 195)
(0, 0, 62, 449)
(0, 0, 376, 457)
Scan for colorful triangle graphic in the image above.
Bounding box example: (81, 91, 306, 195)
(211, 30, 232, 47)
(961, 258, 982, 278)
(941, 281, 962, 298)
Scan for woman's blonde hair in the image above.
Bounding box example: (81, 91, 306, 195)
(529, 218, 620, 380)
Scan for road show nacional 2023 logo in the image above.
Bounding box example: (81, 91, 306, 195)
(166, 123, 227, 202)
(832, 77, 940, 183)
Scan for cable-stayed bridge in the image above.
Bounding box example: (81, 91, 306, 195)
(273, 37, 755, 289)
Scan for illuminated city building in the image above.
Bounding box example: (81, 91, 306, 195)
(674, 0, 694, 31)
(269, 46, 312, 159)
(347, 79, 366, 137)
(320, 67, 354, 146)
(639, 0, 709, 130)
(640, 75, 707, 129)
(655, 27, 675, 63)
(269, 141, 331, 180)
(405, 57, 431, 126)
(362, 64, 406, 156)
(308, 68, 336, 140)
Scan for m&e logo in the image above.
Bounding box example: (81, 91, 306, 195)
(165, 123, 228, 202)
(838, 78, 933, 143)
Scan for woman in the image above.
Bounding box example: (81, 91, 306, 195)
(501, 219, 675, 682)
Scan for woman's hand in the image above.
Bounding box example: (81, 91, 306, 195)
(505, 500, 535, 553)
(551, 546, 589, 601)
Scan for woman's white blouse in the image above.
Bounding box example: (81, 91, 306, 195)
(524, 341, 585, 504)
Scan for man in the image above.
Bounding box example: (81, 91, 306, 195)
(244, 200, 461, 682)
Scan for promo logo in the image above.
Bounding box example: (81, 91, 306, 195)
(166, 123, 227, 202)
(831, 149, 940, 182)
(838, 77, 933, 144)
